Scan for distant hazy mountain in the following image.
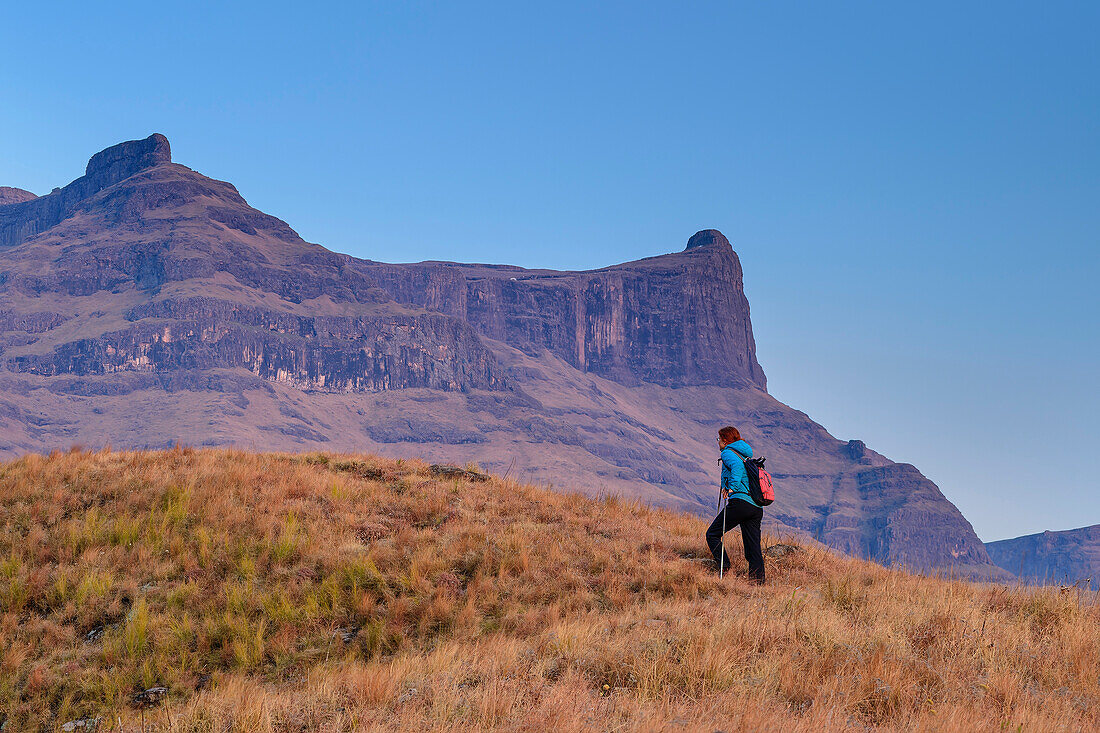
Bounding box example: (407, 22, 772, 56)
(0, 134, 1009, 580)
(986, 525, 1100, 589)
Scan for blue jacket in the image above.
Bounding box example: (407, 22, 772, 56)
(721, 439, 759, 508)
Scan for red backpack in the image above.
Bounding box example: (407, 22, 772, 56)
(732, 450, 775, 507)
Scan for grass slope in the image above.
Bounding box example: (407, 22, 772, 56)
(0, 448, 1097, 732)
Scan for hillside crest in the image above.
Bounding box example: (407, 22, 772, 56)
(0, 448, 1095, 731)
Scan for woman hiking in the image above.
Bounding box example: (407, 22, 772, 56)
(705, 426, 765, 584)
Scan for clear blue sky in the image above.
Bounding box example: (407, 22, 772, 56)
(2, 2, 1097, 541)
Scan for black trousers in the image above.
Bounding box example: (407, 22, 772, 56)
(705, 497, 765, 582)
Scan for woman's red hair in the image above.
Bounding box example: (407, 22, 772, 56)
(719, 426, 741, 443)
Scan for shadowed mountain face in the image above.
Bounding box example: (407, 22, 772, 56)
(986, 525, 1100, 589)
(0, 135, 1009, 580)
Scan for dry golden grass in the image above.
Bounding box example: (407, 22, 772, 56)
(0, 447, 1096, 732)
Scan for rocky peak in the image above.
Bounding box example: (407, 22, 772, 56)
(0, 187, 37, 206)
(85, 133, 172, 181)
(684, 229, 731, 250)
(0, 133, 175, 249)
(846, 439, 869, 462)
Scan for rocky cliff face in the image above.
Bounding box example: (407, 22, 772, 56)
(7, 302, 503, 393)
(0, 134, 1009, 580)
(0, 135, 507, 394)
(357, 228, 766, 390)
(985, 525, 1100, 589)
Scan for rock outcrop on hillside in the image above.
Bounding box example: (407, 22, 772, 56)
(986, 525, 1099, 589)
(0, 134, 1009, 580)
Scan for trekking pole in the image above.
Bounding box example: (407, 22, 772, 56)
(717, 484, 726, 576)
(719, 489, 728, 579)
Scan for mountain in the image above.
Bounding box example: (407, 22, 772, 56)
(986, 524, 1100, 589)
(0, 134, 1009, 580)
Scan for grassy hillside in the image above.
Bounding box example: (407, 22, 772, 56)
(0, 449, 1096, 731)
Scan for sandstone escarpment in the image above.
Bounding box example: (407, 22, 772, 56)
(0, 136, 507, 394)
(5, 179, 383, 303)
(7, 306, 505, 393)
(358, 231, 766, 390)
